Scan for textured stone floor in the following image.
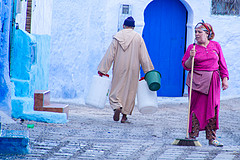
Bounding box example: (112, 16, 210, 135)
(1, 97, 240, 159)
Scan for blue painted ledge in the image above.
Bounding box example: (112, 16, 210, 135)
(11, 97, 68, 124)
(20, 111, 68, 124)
(0, 130, 30, 154)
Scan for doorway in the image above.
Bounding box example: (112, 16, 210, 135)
(141, 0, 187, 97)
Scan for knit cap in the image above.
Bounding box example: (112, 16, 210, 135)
(123, 16, 135, 27)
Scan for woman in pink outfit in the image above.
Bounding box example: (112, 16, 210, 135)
(182, 21, 229, 147)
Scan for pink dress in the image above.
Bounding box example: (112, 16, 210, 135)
(182, 41, 229, 132)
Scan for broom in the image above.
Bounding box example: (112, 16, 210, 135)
(172, 43, 202, 146)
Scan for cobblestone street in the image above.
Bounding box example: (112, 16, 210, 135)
(1, 97, 240, 160)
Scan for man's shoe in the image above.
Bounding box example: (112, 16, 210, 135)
(121, 114, 130, 123)
(113, 108, 121, 121)
(209, 140, 223, 147)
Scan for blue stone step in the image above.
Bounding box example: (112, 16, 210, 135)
(0, 130, 30, 154)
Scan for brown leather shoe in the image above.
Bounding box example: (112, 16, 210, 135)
(121, 114, 129, 123)
(113, 108, 121, 121)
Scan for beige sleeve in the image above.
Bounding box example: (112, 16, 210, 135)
(139, 38, 154, 73)
(97, 39, 117, 74)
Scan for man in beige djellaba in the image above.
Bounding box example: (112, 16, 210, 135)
(98, 16, 154, 123)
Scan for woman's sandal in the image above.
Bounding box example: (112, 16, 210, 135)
(113, 108, 121, 121)
(209, 140, 223, 147)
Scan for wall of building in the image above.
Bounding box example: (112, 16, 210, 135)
(15, 0, 27, 30)
(50, 0, 152, 103)
(186, 0, 240, 97)
(15, 0, 53, 35)
(10, 29, 67, 123)
(49, 0, 240, 104)
(0, 0, 12, 115)
(9, 0, 66, 123)
(31, 0, 53, 35)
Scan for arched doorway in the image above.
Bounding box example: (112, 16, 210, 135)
(141, 0, 187, 97)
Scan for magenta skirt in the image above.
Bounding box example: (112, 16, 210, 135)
(188, 70, 220, 132)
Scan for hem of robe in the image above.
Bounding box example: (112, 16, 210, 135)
(109, 99, 134, 115)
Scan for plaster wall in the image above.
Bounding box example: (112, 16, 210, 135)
(185, 0, 240, 97)
(49, 0, 240, 104)
(15, 0, 53, 35)
(31, 0, 53, 35)
(0, 0, 12, 115)
(15, 0, 27, 30)
(50, 0, 153, 103)
(10, 0, 65, 123)
(10, 29, 66, 123)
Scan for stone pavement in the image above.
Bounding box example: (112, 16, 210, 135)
(1, 97, 240, 160)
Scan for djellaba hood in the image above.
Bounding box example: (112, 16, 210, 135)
(113, 29, 137, 51)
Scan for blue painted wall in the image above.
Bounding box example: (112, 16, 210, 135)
(0, 0, 12, 115)
(10, 30, 51, 98)
(10, 29, 36, 114)
(0, 0, 67, 123)
(10, 29, 67, 123)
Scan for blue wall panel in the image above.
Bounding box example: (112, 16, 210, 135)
(10, 30, 33, 80)
(10, 29, 66, 123)
(0, 0, 12, 115)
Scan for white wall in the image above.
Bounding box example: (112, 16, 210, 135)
(15, 0, 27, 30)
(15, 0, 53, 35)
(49, 0, 153, 103)
(186, 0, 240, 97)
(31, 0, 53, 35)
(49, 0, 240, 104)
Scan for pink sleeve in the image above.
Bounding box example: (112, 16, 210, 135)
(182, 44, 193, 71)
(216, 42, 229, 80)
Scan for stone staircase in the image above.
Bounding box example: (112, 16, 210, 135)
(34, 90, 69, 118)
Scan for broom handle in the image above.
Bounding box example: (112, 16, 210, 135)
(186, 44, 195, 139)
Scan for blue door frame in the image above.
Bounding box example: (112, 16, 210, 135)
(141, 0, 187, 97)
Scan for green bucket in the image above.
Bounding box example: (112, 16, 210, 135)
(144, 70, 161, 91)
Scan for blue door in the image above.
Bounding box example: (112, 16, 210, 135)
(142, 0, 187, 97)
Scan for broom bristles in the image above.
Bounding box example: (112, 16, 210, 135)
(172, 138, 202, 147)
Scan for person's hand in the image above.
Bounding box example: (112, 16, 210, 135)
(190, 47, 196, 58)
(184, 44, 196, 69)
(222, 77, 228, 90)
(98, 71, 104, 77)
(98, 71, 109, 77)
(139, 77, 145, 81)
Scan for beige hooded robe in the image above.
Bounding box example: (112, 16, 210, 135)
(98, 28, 154, 115)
